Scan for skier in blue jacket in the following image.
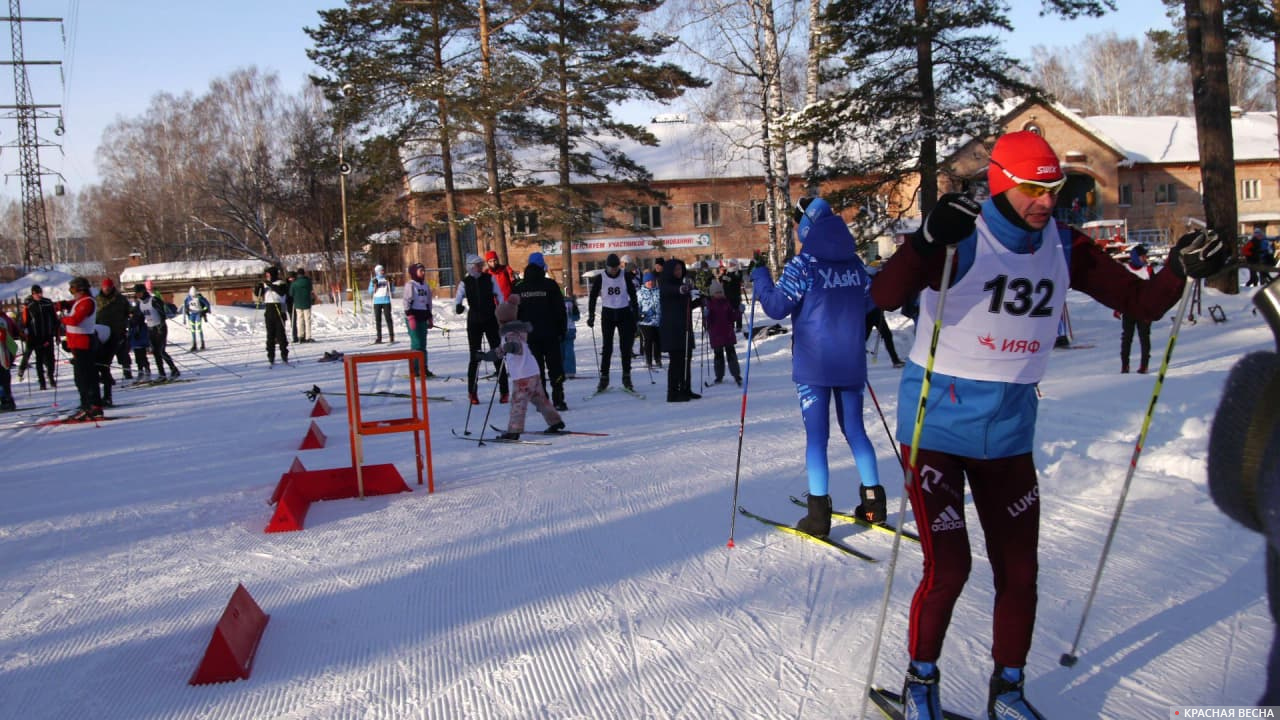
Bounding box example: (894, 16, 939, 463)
(750, 196, 883, 537)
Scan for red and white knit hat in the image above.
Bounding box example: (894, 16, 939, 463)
(987, 131, 1063, 196)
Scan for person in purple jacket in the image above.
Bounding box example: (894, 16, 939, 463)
(703, 279, 741, 385)
(750, 196, 883, 538)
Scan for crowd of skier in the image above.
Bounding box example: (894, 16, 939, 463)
(2, 127, 1271, 714)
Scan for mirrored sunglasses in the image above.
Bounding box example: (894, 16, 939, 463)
(994, 160, 1066, 197)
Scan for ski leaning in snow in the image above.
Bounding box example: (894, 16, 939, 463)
(736, 506, 877, 562)
(490, 424, 608, 437)
(12, 415, 143, 429)
(450, 428, 551, 445)
(788, 495, 921, 543)
(360, 390, 451, 401)
(867, 687, 973, 720)
(121, 377, 194, 389)
(582, 386, 645, 401)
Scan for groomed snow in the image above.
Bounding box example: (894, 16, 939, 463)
(0, 274, 1273, 719)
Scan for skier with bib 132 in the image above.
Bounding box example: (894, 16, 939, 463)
(870, 130, 1227, 720)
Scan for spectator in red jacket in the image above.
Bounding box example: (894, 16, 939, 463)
(485, 250, 517, 299)
(58, 276, 104, 420)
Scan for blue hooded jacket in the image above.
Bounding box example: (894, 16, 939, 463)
(751, 198, 870, 387)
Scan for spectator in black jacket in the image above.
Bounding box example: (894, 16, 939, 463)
(587, 253, 640, 393)
(454, 253, 509, 404)
(659, 258, 702, 402)
(95, 278, 133, 404)
(513, 253, 568, 411)
(254, 266, 290, 365)
(18, 284, 59, 389)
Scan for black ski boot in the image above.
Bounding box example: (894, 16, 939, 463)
(795, 494, 832, 537)
(855, 484, 887, 524)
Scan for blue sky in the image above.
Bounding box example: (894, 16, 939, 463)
(0, 0, 1172, 205)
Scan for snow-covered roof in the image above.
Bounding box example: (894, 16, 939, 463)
(406, 120, 816, 193)
(0, 269, 77, 303)
(1085, 111, 1279, 164)
(119, 260, 270, 284)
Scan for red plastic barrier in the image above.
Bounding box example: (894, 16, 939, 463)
(265, 481, 311, 533)
(189, 584, 270, 685)
(299, 421, 327, 450)
(263, 464, 411, 533)
(268, 457, 308, 506)
(310, 393, 332, 418)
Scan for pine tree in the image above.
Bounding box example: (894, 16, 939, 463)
(508, 0, 705, 294)
(797, 0, 1111, 222)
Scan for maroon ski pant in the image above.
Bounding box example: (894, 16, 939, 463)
(902, 446, 1040, 669)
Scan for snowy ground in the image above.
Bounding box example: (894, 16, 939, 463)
(0, 274, 1274, 720)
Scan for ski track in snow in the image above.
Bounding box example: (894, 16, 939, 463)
(0, 281, 1274, 719)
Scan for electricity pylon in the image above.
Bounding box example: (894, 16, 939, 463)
(1, 0, 62, 270)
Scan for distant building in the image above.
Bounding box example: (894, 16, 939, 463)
(401, 101, 1280, 291)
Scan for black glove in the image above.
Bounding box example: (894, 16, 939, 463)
(478, 349, 498, 362)
(502, 340, 521, 355)
(455, 304, 465, 315)
(1170, 229, 1228, 279)
(916, 193, 981, 252)
(586, 316, 594, 328)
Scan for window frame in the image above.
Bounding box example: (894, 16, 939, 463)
(632, 205, 663, 230)
(513, 209, 539, 236)
(1242, 178, 1262, 201)
(693, 201, 721, 228)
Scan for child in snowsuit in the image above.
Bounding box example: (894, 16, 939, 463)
(493, 297, 563, 440)
(182, 286, 211, 351)
(703, 279, 741, 385)
(127, 307, 152, 382)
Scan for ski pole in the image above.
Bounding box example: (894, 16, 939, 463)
(858, 244, 957, 720)
(475, 355, 507, 446)
(169, 341, 243, 377)
(865, 379, 903, 468)
(726, 297, 758, 548)
(589, 323, 600, 378)
(1060, 277, 1196, 668)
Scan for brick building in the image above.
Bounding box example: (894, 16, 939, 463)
(401, 102, 1280, 295)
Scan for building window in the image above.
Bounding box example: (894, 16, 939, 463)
(585, 205, 605, 233)
(1242, 178, 1261, 201)
(1154, 183, 1177, 205)
(632, 205, 662, 230)
(1118, 184, 1132, 207)
(694, 201, 721, 227)
(513, 209, 539, 236)
(750, 199, 768, 224)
